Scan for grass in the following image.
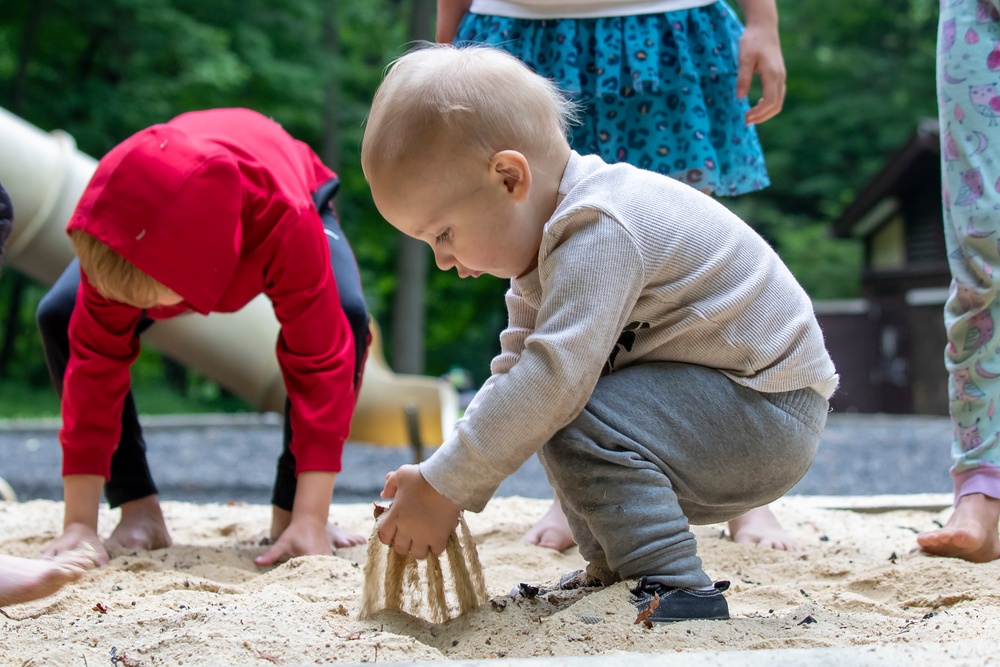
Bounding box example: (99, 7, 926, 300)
(0, 380, 252, 420)
(0, 382, 61, 418)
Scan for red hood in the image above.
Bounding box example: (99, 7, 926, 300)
(67, 123, 243, 314)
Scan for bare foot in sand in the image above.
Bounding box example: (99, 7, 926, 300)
(107, 495, 172, 553)
(327, 524, 366, 548)
(917, 493, 1000, 563)
(523, 497, 576, 552)
(0, 547, 99, 607)
(269, 507, 365, 549)
(728, 505, 797, 551)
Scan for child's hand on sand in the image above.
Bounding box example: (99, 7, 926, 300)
(255, 516, 333, 566)
(378, 465, 461, 559)
(41, 523, 109, 566)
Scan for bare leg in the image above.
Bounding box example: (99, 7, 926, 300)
(727, 505, 797, 551)
(522, 495, 577, 552)
(269, 506, 365, 549)
(106, 495, 172, 552)
(917, 493, 1000, 563)
(0, 548, 98, 607)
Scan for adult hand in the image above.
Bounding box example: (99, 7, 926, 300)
(378, 465, 462, 559)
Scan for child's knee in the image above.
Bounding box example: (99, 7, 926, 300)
(343, 299, 370, 335)
(36, 288, 75, 334)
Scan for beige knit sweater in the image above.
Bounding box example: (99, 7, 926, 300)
(421, 152, 838, 511)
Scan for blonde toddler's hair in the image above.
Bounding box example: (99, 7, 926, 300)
(69, 230, 170, 308)
(361, 43, 578, 178)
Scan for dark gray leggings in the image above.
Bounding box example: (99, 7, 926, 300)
(35, 177, 369, 510)
(539, 361, 826, 589)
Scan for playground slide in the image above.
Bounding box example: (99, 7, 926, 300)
(0, 107, 458, 451)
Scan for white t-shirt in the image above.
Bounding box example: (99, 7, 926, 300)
(468, 0, 717, 20)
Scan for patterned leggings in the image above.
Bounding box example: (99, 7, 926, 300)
(939, 0, 1000, 500)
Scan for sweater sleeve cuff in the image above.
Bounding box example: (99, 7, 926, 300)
(60, 445, 113, 481)
(420, 437, 503, 512)
(292, 441, 345, 475)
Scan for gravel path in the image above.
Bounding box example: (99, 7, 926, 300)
(0, 412, 955, 505)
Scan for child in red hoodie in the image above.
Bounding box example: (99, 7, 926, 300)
(36, 108, 370, 567)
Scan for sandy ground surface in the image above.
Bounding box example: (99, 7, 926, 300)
(1, 495, 998, 666)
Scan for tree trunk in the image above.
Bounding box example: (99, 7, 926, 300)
(320, 0, 341, 174)
(392, 237, 429, 374)
(408, 0, 435, 44)
(11, 0, 47, 112)
(390, 0, 435, 374)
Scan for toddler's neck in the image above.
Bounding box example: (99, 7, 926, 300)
(530, 144, 573, 224)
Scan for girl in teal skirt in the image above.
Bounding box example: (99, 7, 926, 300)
(437, 0, 785, 196)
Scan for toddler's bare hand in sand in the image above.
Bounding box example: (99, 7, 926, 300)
(255, 517, 332, 566)
(378, 465, 461, 559)
(42, 523, 109, 566)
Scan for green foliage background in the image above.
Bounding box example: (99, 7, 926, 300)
(0, 0, 939, 416)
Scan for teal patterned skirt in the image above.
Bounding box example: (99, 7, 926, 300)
(455, 1, 770, 196)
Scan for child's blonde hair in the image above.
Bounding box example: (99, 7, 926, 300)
(69, 230, 169, 308)
(361, 43, 578, 178)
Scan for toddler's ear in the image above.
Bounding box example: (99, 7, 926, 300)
(491, 150, 531, 201)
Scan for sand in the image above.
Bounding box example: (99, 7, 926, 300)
(1, 496, 998, 666)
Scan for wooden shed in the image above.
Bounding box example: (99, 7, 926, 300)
(823, 118, 950, 415)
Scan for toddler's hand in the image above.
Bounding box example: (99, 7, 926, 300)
(378, 465, 461, 559)
(42, 523, 109, 566)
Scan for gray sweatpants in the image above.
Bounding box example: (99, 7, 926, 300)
(538, 361, 827, 589)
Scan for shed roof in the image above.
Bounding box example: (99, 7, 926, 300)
(832, 119, 940, 239)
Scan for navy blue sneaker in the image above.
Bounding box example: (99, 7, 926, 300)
(631, 578, 730, 623)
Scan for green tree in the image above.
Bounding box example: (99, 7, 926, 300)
(0, 0, 944, 413)
(0, 0, 413, 409)
(738, 0, 937, 297)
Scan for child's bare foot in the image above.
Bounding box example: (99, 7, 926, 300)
(917, 493, 1000, 563)
(727, 505, 797, 551)
(106, 495, 172, 553)
(269, 507, 364, 549)
(523, 497, 577, 552)
(0, 547, 98, 607)
(327, 524, 365, 548)
(42, 524, 109, 565)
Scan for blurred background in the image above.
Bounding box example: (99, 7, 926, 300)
(0, 0, 940, 419)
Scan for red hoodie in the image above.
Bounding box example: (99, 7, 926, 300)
(62, 108, 356, 480)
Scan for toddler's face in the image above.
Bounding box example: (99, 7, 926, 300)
(370, 156, 540, 280)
